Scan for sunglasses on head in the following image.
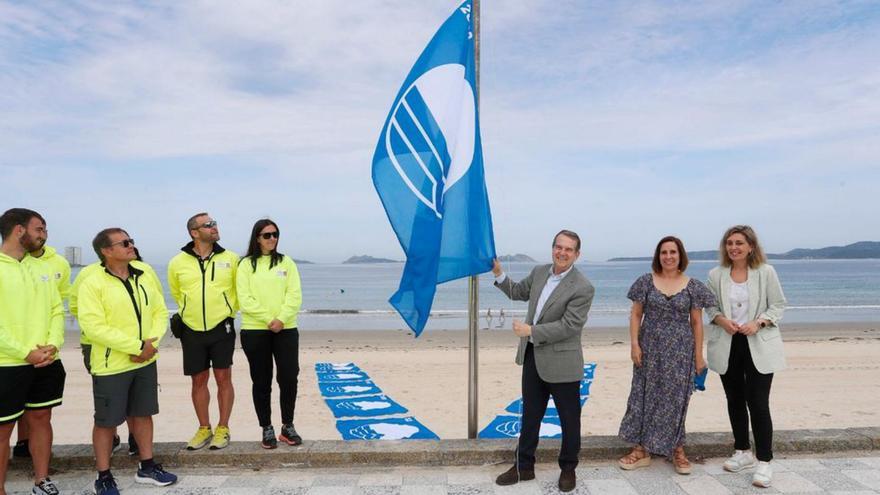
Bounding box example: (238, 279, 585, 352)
(260, 231, 279, 240)
(199, 220, 218, 229)
(111, 238, 135, 248)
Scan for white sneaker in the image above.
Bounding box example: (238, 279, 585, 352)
(752, 461, 772, 488)
(723, 449, 757, 472)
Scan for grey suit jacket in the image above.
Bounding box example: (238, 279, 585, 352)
(495, 264, 595, 383)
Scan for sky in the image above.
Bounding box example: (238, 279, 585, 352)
(2, 0, 879, 264)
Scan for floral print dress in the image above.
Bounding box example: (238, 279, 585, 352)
(618, 273, 716, 456)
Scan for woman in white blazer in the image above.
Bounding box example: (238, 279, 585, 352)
(705, 225, 785, 489)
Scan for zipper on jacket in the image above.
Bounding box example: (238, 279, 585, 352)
(211, 262, 216, 282)
(104, 348, 111, 369)
(222, 292, 233, 314)
(134, 273, 144, 341)
(140, 285, 149, 306)
(198, 258, 208, 330)
(110, 269, 143, 340)
(181, 294, 187, 318)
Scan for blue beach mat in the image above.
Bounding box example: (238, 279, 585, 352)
(583, 363, 596, 380)
(315, 363, 437, 440)
(479, 415, 562, 439)
(315, 362, 361, 372)
(324, 395, 408, 419)
(336, 417, 439, 440)
(316, 371, 371, 382)
(318, 380, 384, 398)
(580, 380, 593, 397)
(479, 361, 597, 439)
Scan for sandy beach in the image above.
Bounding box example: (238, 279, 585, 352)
(43, 322, 880, 445)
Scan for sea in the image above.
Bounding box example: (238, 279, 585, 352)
(70, 259, 880, 331)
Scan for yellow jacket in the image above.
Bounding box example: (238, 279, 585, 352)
(77, 263, 167, 376)
(28, 246, 71, 301)
(0, 252, 63, 366)
(168, 242, 238, 331)
(236, 255, 302, 330)
(71, 260, 162, 345)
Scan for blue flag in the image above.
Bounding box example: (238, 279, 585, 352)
(372, 1, 495, 336)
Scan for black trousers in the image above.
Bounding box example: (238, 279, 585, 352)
(719, 333, 774, 461)
(518, 343, 582, 471)
(240, 328, 300, 427)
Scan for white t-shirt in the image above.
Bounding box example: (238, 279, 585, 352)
(729, 280, 750, 325)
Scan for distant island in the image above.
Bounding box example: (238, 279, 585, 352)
(292, 258, 313, 265)
(498, 253, 537, 262)
(608, 241, 880, 262)
(343, 255, 401, 264)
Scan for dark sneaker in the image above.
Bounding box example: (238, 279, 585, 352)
(111, 434, 121, 454)
(279, 424, 302, 446)
(135, 463, 178, 487)
(127, 433, 139, 456)
(13, 440, 30, 458)
(32, 478, 60, 495)
(262, 425, 277, 449)
(94, 475, 119, 495)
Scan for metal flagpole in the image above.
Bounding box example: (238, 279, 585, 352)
(467, 0, 481, 440)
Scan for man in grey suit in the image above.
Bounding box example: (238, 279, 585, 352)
(493, 230, 595, 493)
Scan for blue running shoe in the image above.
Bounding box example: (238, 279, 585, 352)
(94, 475, 119, 495)
(135, 463, 178, 486)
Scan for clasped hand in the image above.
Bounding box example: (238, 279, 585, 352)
(26, 345, 57, 368)
(130, 338, 158, 363)
(719, 317, 760, 336)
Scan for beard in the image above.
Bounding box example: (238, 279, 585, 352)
(21, 232, 46, 253)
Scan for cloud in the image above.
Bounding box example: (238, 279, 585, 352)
(1, 0, 878, 262)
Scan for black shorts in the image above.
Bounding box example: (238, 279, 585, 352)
(92, 362, 159, 428)
(0, 360, 66, 424)
(180, 318, 236, 376)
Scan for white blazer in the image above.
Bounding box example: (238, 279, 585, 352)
(705, 263, 787, 374)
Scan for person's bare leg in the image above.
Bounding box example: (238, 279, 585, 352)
(213, 368, 234, 427)
(23, 408, 52, 482)
(128, 416, 153, 461)
(191, 370, 211, 427)
(93, 426, 116, 472)
(0, 422, 16, 495)
(15, 419, 29, 444)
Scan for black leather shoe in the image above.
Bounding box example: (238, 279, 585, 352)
(495, 464, 535, 486)
(559, 469, 576, 492)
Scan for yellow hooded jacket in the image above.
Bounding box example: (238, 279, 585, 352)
(0, 252, 63, 366)
(71, 260, 162, 346)
(236, 255, 302, 330)
(77, 264, 167, 376)
(168, 242, 238, 331)
(28, 246, 71, 301)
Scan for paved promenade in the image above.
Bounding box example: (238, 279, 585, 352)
(6, 453, 880, 494)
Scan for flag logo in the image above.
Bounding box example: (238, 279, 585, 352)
(384, 64, 476, 219)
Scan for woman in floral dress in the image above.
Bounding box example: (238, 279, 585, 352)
(618, 236, 715, 474)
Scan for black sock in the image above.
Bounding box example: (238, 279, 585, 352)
(140, 458, 156, 470)
(98, 470, 112, 479)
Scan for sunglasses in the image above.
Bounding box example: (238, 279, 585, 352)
(110, 238, 135, 248)
(260, 231, 279, 240)
(199, 221, 218, 229)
